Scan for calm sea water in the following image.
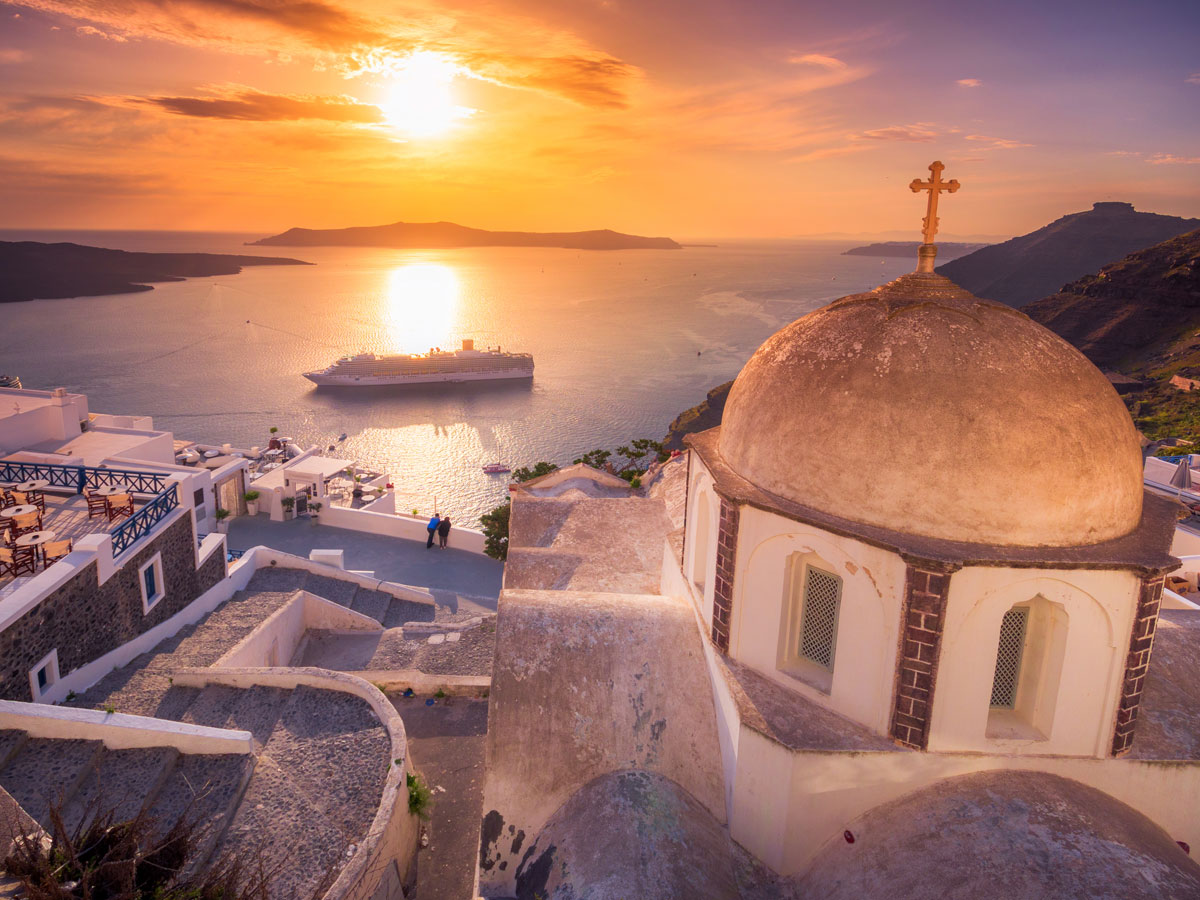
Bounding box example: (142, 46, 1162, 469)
(0, 230, 914, 524)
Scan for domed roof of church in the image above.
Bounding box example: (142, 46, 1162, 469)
(798, 770, 1200, 899)
(717, 271, 1143, 547)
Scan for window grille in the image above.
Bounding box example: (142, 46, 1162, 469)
(990, 607, 1028, 709)
(798, 566, 842, 670)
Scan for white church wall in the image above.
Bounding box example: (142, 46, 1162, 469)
(683, 459, 720, 627)
(732, 732, 1200, 878)
(728, 507, 907, 736)
(929, 566, 1140, 759)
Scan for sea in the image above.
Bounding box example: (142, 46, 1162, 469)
(0, 230, 915, 525)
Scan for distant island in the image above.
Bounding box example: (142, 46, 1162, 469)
(250, 220, 682, 251)
(843, 241, 990, 259)
(936, 202, 1200, 307)
(0, 241, 311, 303)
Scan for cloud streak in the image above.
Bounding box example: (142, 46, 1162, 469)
(134, 86, 384, 122)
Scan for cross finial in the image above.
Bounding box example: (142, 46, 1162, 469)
(909, 160, 960, 273)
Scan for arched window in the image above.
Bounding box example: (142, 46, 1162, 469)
(987, 596, 1068, 740)
(691, 494, 712, 592)
(778, 558, 842, 693)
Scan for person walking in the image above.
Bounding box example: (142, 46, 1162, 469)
(426, 513, 440, 549)
(437, 515, 452, 549)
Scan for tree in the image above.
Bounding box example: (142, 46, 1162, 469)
(512, 461, 558, 483)
(480, 501, 511, 560)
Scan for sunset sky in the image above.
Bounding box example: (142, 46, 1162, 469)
(1, 0, 1197, 238)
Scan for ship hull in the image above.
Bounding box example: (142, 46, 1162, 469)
(303, 368, 534, 386)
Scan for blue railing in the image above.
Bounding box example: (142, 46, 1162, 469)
(1157, 456, 1188, 465)
(1, 460, 178, 557)
(0, 461, 169, 496)
(112, 485, 179, 556)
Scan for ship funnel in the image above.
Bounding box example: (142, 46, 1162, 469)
(462, 339, 474, 351)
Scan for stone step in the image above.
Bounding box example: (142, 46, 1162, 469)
(214, 755, 348, 899)
(0, 731, 27, 770)
(303, 573, 359, 607)
(173, 684, 288, 750)
(145, 753, 254, 870)
(260, 685, 390, 841)
(350, 587, 391, 623)
(0, 738, 103, 826)
(382, 596, 438, 629)
(61, 746, 177, 835)
(246, 568, 306, 593)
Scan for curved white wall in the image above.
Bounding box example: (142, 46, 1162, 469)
(684, 462, 720, 628)
(728, 507, 907, 736)
(931, 567, 1140, 758)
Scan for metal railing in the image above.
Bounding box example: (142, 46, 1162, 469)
(0, 460, 169, 496)
(1, 460, 178, 558)
(111, 485, 180, 557)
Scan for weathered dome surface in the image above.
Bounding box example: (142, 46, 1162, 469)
(799, 770, 1200, 900)
(718, 272, 1143, 546)
(508, 771, 738, 900)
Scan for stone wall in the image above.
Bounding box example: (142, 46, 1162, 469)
(0, 514, 205, 702)
(1112, 575, 1165, 756)
(196, 541, 227, 595)
(889, 564, 952, 750)
(711, 498, 739, 652)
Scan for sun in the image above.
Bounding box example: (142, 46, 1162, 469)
(380, 50, 475, 138)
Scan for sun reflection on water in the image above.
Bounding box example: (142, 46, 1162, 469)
(384, 263, 459, 354)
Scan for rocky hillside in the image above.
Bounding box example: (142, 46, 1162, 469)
(252, 220, 681, 251)
(844, 241, 988, 259)
(662, 380, 733, 450)
(1025, 229, 1200, 371)
(0, 241, 310, 302)
(937, 202, 1199, 307)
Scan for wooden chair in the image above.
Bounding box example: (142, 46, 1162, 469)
(85, 490, 108, 519)
(41, 539, 72, 566)
(1, 528, 14, 548)
(106, 493, 134, 521)
(0, 546, 35, 577)
(12, 490, 45, 513)
(11, 511, 41, 537)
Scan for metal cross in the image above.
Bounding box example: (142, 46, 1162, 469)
(910, 160, 959, 245)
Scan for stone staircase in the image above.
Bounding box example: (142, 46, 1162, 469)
(0, 681, 389, 899)
(244, 566, 438, 627)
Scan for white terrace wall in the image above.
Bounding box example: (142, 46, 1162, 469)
(729, 506, 909, 737)
(320, 501, 488, 555)
(731, 725, 1200, 878)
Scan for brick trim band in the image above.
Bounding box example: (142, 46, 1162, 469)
(711, 498, 740, 653)
(889, 566, 951, 750)
(1112, 575, 1165, 757)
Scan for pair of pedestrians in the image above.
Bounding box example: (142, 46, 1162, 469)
(426, 513, 452, 549)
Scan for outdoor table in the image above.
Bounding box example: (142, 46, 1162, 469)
(15, 530, 56, 562)
(0, 504, 37, 519)
(203, 449, 220, 458)
(265, 449, 284, 458)
(12, 480, 48, 493)
(92, 484, 129, 498)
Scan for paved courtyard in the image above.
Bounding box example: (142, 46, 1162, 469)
(225, 515, 504, 614)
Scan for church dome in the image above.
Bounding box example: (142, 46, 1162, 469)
(717, 271, 1143, 547)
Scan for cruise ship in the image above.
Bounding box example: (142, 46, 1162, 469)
(303, 340, 534, 386)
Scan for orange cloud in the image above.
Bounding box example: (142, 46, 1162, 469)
(135, 86, 384, 123)
(853, 124, 938, 142)
(956, 78, 981, 88)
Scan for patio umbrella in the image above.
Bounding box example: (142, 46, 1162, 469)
(1170, 458, 1193, 492)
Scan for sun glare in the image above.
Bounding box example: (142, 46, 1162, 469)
(380, 51, 474, 138)
(385, 263, 459, 353)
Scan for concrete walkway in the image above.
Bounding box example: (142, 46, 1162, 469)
(392, 695, 489, 900)
(226, 516, 504, 614)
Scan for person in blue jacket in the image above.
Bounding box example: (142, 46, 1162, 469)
(426, 513, 441, 549)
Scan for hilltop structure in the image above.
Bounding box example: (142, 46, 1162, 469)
(482, 163, 1200, 898)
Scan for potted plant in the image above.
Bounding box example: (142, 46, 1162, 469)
(270, 426, 279, 436)
(352, 475, 364, 498)
(309, 501, 322, 524)
(280, 496, 295, 520)
(214, 507, 231, 533)
(244, 489, 261, 516)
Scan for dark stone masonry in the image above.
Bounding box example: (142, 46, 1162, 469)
(0, 514, 213, 701)
(711, 498, 740, 653)
(890, 564, 954, 750)
(1112, 575, 1165, 756)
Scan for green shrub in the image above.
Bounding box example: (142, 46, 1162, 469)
(243, 490, 260, 502)
(407, 772, 433, 820)
(480, 501, 511, 560)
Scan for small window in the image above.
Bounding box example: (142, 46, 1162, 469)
(29, 649, 59, 702)
(798, 566, 842, 671)
(990, 607, 1028, 709)
(139, 553, 165, 614)
(193, 488, 205, 507)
